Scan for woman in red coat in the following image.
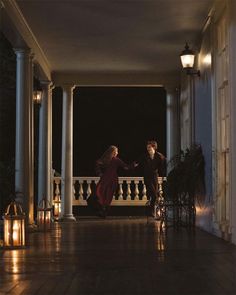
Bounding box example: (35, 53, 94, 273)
(95, 145, 135, 217)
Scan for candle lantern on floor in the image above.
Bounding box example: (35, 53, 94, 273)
(3, 201, 26, 248)
(53, 194, 61, 221)
(37, 197, 52, 230)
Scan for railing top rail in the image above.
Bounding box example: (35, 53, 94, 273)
(53, 176, 167, 181)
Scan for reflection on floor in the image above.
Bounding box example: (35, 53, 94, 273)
(1, 217, 236, 295)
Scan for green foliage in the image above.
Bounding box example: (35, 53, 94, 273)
(167, 144, 205, 202)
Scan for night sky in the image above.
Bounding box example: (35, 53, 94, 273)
(52, 87, 166, 176)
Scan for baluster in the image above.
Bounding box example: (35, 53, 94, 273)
(142, 183, 147, 201)
(118, 181, 123, 200)
(134, 180, 139, 200)
(158, 177, 164, 201)
(79, 180, 83, 200)
(54, 178, 61, 200)
(91, 180, 94, 197)
(87, 180, 92, 197)
(73, 180, 76, 200)
(127, 181, 131, 201)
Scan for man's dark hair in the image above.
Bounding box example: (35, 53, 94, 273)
(146, 140, 158, 151)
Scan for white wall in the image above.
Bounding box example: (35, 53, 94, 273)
(194, 21, 213, 232)
(179, 0, 236, 244)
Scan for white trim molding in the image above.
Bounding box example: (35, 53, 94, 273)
(2, 0, 51, 80)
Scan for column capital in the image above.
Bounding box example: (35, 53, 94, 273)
(165, 86, 180, 96)
(61, 84, 76, 93)
(50, 84, 56, 90)
(29, 52, 35, 62)
(13, 47, 31, 56)
(40, 80, 53, 88)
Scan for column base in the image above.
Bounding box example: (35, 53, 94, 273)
(59, 214, 77, 222)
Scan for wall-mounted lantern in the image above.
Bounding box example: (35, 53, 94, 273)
(33, 77, 43, 104)
(180, 43, 200, 76)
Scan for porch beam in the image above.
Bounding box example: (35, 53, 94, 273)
(52, 72, 179, 88)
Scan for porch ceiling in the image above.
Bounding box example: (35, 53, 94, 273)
(13, 0, 214, 86)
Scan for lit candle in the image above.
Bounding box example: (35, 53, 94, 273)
(12, 221, 19, 242)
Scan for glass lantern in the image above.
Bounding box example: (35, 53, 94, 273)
(3, 201, 26, 248)
(33, 77, 43, 104)
(53, 195, 61, 221)
(180, 43, 195, 69)
(33, 90, 42, 104)
(37, 198, 52, 231)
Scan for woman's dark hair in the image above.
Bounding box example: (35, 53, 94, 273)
(97, 145, 118, 167)
(146, 140, 158, 151)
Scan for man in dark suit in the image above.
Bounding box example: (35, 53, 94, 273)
(136, 140, 166, 215)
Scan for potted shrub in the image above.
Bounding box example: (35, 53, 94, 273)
(166, 144, 205, 227)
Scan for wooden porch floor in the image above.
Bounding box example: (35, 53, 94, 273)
(1, 217, 236, 295)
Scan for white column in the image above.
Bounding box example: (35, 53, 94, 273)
(14, 48, 33, 223)
(38, 81, 52, 204)
(49, 85, 54, 205)
(166, 88, 180, 167)
(61, 85, 76, 221)
(29, 53, 34, 224)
